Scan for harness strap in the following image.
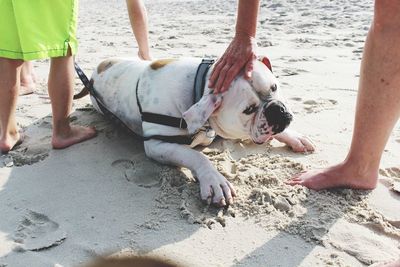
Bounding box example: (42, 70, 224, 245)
(92, 92, 194, 144)
(141, 112, 188, 129)
(193, 59, 215, 103)
(135, 78, 188, 129)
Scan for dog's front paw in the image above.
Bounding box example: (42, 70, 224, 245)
(274, 129, 315, 153)
(197, 169, 236, 206)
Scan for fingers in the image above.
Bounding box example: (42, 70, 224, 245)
(209, 58, 225, 89)
(212, 57, 250, 94)
(244, 57, 255, 80)
(213, 63, 233, 94)
(209, 34, 258, 94)
(211, 61, 229, 94)
(221, 62, 245, 93)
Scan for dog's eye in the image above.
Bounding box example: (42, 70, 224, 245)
(271, 84, 277, 92)
(243, 104, 258, 115)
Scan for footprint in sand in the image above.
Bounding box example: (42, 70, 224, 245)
(289, 97, 302, 102)
(370, 168, 400, 228)
(379, 167, 400, 194)
(280, 68, 308, 76)
(13, 210, 66, 251)
(327, 219, 399, 265)
(111, 157, 162, 188)
(303, 98, 338, 113)
(379, 167, 400, 179)
(9, 142, 50, 167)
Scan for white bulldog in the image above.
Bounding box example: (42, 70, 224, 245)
(75, 57, 314, 206)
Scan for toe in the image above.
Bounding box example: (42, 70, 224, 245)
(212, 185, 226, 206)
(200, 184, 213, 201)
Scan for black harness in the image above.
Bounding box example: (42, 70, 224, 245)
(74, 59, 214, 145)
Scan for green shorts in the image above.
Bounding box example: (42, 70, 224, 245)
(0, 0, 79, 60)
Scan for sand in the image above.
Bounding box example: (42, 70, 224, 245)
(1, 0, 399, 266)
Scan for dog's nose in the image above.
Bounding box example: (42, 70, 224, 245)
(264, 101, 293, 134)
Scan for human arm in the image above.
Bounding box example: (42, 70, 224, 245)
(209, 0, 260, 93)
(126, 0, 152, 60)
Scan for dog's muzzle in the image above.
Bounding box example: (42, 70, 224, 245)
(251, 100, 293, 144)
(264, 100, 293, 134)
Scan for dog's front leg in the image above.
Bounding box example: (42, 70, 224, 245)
(144, 139, 235, 206)
(274, 129, 315, 153)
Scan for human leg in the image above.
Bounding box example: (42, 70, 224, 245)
(19, 61, 36, 96)
(287, 0, 400, 190)
(126, 0, 152, 60)
(0, 58, 23, 153)
(48, 49, 96, 149)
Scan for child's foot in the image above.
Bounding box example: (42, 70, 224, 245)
(52, 126, 96, 149)
(0, 131, 24, 154)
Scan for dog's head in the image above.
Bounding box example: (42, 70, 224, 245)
(183, 57, 293, 144)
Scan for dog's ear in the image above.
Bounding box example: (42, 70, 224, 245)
(183, 94, 222, 134)
(250, 56, 277, 98)
(260, 56, 272, 72)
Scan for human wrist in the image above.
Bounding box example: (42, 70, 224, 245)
(234, 30, 256, 42)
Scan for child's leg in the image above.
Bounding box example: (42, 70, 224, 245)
(20, 61, 36, 96)
(0, 58, 23, 153)
(48, 49, 96, 149)
(126, 0, 152, 60)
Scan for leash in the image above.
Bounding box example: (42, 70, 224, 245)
(74, 62, 153, 142)
(74, 59, 215, 145)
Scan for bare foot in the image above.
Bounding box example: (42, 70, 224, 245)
(52, 125, 96, 149)
(0, 131, 24, 154)
(286, 161, 378, 190)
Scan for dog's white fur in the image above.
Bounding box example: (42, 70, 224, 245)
(88, 57, 314, 205)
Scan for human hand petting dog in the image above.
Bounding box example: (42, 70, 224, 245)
(209, 0, 260, 94)
(209, 33, 257, 94)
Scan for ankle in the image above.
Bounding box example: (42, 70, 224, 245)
(0, 128, 19, 140)
(340, 159, 379, 189)
(343, 156, 380, 178)
(52, 120, 72, 139)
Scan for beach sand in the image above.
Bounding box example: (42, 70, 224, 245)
(1, 0, 399, 266)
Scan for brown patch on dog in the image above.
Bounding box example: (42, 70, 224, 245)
(85, 256, 183, 267)
(150, 59, 177, 70)
(97, 59, 122, 74)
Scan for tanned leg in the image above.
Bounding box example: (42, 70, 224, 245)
(0, 58, 23, 153)
(287, 0, 400, 190)
(48, 49, 96, 149)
